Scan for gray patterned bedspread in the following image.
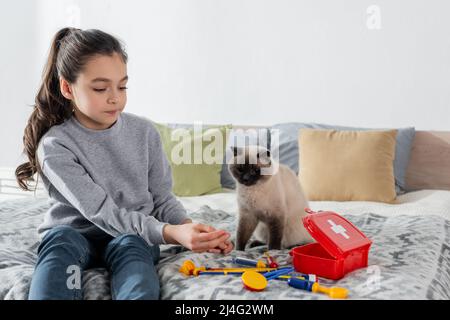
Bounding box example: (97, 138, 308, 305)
(1, 196, 449, 300)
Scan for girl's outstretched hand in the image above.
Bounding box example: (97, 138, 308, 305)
(207, 240, 234, 255)
(163, 222, 231, 253)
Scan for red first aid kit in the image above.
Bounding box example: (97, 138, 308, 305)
(290, 208, 372, 280)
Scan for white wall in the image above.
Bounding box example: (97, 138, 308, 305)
(0, 1, 37, 168)
(1, 0, 450, 168)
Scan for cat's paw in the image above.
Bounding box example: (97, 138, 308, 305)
(248, 240, 266, 248)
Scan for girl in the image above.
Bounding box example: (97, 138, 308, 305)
(16, 27, 233, 300)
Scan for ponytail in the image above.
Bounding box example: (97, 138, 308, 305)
(15, 27, 127, 191)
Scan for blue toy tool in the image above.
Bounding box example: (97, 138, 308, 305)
(287, 278, 348, 299)
(263, 267, 294, 280)
(232, 257, 267, 268)
(276, 275, 316, 282)
(284, 273, 317, 282)
(275, 275, 307, 281)
(263, 267, 318, 282)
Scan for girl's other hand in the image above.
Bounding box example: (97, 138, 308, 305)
(163, 223, 230, 253)
(207, 240, 234, 255)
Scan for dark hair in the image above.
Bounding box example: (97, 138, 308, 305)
(15, 27, 128, 191)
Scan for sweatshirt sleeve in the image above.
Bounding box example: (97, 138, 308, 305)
(38, 137, 168, 246)
(147, 127, 190, 225)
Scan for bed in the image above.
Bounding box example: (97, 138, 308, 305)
(0, 130, 449, 300)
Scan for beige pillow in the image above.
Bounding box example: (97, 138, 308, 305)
(298, 129, 397, 203)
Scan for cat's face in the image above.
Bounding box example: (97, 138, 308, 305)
(228, 145, 272, 186)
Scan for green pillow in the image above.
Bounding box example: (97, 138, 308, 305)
(153, 122, 231, 197)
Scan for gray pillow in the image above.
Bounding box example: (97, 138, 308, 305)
(270, 123, 415, 193)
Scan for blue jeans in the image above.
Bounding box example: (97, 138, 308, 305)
(28, 225, 161, 300)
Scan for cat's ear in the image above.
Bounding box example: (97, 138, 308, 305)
(257, 150, 271, 159)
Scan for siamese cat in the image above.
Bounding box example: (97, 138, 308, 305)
(229, 145, 313, 250)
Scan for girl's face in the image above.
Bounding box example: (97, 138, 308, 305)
(60, 52, 128, 130)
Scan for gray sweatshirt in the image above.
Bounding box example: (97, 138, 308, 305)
(36, 112, 189, 245)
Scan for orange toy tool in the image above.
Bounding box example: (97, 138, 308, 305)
(241, 271, 268, 292)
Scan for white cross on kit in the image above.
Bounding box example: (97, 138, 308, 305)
(327, 219, 350, 239)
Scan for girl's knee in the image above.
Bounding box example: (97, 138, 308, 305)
(38, 225, 90, 262)
(111, 234, 146, 247)
(42, 225, 86, 244)
(106, 234, 160, 263)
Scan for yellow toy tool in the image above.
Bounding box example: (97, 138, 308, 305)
(179, 260, 277, 276)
